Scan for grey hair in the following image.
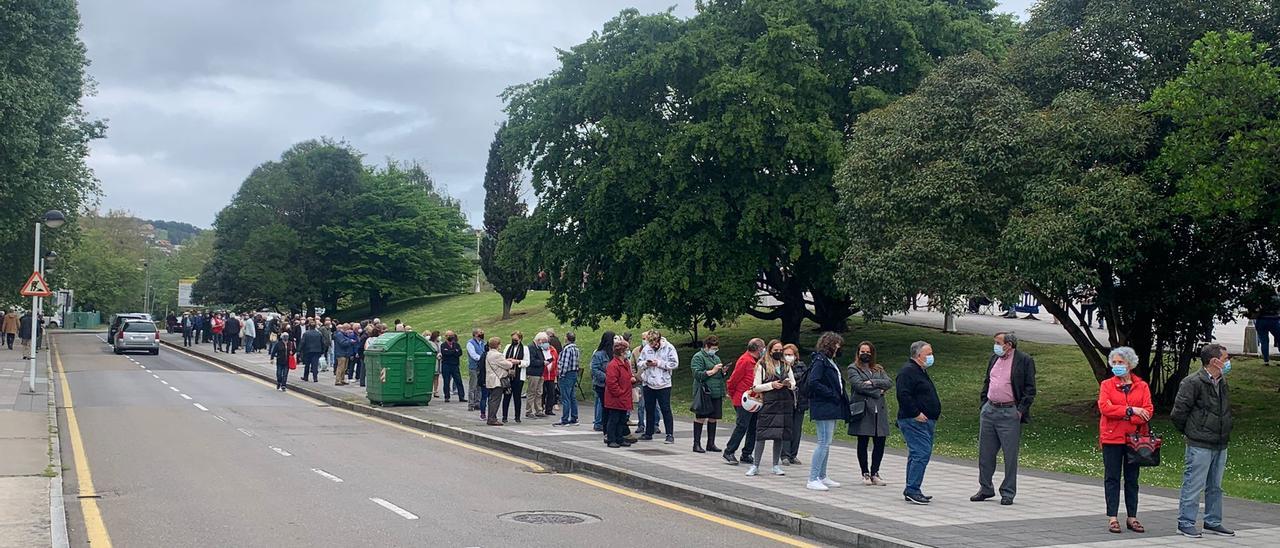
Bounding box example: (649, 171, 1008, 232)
(1108, 346, 1138, 367)
(910, 341, 931, 359)
(746, 338, 766, 352)
(1200, 343, 1226, 366)
(995, 331, 1018, 348)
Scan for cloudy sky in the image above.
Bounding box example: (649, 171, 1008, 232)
(80, 0, 1035, 228)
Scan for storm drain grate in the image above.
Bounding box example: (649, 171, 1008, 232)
(499, 511, 601, 525)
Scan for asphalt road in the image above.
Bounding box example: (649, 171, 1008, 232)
(54, 333, 802, 547)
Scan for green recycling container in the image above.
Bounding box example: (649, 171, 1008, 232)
(364, 331, 437, 406)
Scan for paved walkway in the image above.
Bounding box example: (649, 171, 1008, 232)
(0, 343, 55, 548)
(883, 310, 1252, 355)
(164, 335, 1280, 547)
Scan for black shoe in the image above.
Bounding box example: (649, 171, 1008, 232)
(922, 495, 933, 501)
(722, 452, 739, 465)
(459, 398, 468, 403)
(904, 493, 931, 505)
(692, 444, 706, 453)
(705, 445, 722, 453)
(1203, 524, 1235, 537)
(1000, 497, 1013, 506)
(639, 435, 653, 441)
(607, 442, 621, 448)
(970, 492, 996, 502)
(620, 440, 634, 447)
(740, 455, 754, 465)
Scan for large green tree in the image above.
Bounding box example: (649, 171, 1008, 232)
(0, 0, 104, 298)
(838, 0, 1280, 405)
(58, 212, 147, 317)
(503, 1, 1015, 341)
(479, 125, 534, 319)
(195, 142, 471, 315)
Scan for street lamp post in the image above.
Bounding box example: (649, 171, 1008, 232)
(142, 259, 151, 317)
(29, 210, 65, 394)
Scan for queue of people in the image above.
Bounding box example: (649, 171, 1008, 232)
(178, 314, 1239, 538)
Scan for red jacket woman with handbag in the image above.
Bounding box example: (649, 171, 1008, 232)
(1097, 347, 1154, 534)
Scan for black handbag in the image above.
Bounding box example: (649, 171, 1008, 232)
(691, 384, 715, 415)
(1126, 424, 1163, 467)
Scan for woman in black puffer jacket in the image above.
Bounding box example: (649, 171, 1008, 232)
(746, 340, 796, 478)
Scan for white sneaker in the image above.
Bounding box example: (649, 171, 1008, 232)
(745, 465, 759, 476)
(806, 480, 829, 491)
(772, 465, 785, 476)
(821, 477, 841, 488)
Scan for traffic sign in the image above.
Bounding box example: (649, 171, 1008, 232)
(20, 271, 52, 297)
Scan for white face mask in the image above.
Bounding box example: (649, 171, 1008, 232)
(705, 348, 718, 356)
(783, 355, 796, 364)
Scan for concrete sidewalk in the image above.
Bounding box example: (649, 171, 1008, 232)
(162, 335, 1280, 548)
(0, 341, 64, 548)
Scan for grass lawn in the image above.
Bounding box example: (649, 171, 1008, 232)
(371, 291, 1280, 503)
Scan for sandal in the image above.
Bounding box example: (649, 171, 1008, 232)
(1126, 518, 1145, 533)
(1108, 519, 1122, 534)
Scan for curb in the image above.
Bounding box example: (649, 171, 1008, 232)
(46, 340, 69, 548)
(161, 339, 926, 548)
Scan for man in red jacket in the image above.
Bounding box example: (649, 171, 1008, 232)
(722, 338, 764, 465)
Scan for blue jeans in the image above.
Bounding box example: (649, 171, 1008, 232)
(591, 384, 606, 430)
(1179, 446, 1227, 529)
(559, 371, 579, 424)
(899, 418, 936, 496)
(1256, 317, 1280, 363)
(809, 419, 836, 481)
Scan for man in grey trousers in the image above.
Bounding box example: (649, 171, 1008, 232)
(972, 331, 1037, 505)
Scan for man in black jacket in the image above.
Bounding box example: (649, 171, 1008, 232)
(223, 314, 241, 354)
(973, 332, 1037, 505)
(1171, 343, 1235, 538)
(299, 321, 325, 382)
(896, 340, 940, 505)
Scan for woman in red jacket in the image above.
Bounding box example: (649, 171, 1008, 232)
(604, 340, 635, 448)
(1097, 346, 1154, 534)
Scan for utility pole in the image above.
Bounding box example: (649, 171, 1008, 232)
(474, 230, 481, 294)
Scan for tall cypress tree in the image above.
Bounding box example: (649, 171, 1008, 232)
(479, 125, 532, 319)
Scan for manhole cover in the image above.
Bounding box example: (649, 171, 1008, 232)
(499, 511, 601, 525)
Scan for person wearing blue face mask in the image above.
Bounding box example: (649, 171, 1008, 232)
(973, 332, 1038, 506)
(896, 340, 941, 504)
(1171, 343, 1236, 539)
(1097, 346, 1153, 534)
(524, 332, 552, 419)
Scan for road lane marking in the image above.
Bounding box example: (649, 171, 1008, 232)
(180, 394, 192, 400)
(269, 446, 292, 457)
(237, 428, 255, 437)
(193, 403, 208, 411)
(369, 498, 418, 520)
(52, 341, 114, 548)
(213, 415, 227, 422)
(561, 473, 817, 548)
(168, 386, 180, 392)
(151, 374, 159, 378)
(311, 469, 344, 483)
(170, 343, 547, 473)
(160, 380, 168, 385)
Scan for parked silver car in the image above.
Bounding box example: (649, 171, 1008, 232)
(113, 320, 159, 355)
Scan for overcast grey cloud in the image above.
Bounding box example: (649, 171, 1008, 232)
(80, 0, 1035, 228)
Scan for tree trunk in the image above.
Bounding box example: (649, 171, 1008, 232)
(501, 295, 514, 320)
(1027, 285, 1108, 381)
(810, 289, 853, 333)
(369, 290, 388, 317)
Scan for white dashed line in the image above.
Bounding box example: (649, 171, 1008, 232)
(193, 403, 208, 411)
(311, 469, 344, 483)
(237, 428, 255, 437)
(151, 374, 159, 378)
(212, 415, 227, 422)
(169, 386, 179, 392)
(369, 498, 418, 520)
(180, 394, 192, 400)
(160, 380, 168, 385)
(269, 446, 292, 457)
